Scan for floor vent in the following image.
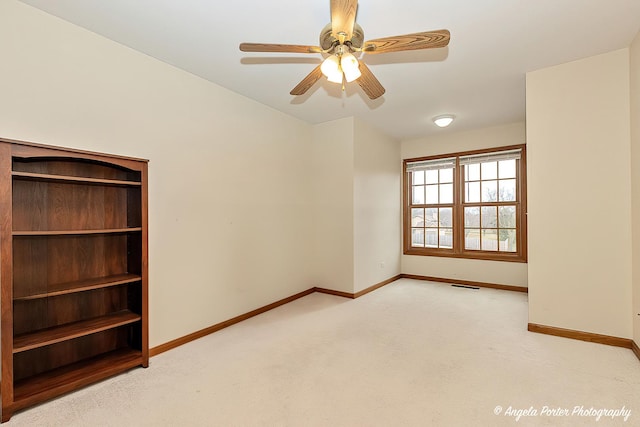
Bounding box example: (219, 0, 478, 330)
(451, 284, 480, 290)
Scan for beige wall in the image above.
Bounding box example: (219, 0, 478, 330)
(311, 118, 355, 293)
(631, 31, 640, 344)
(311, 117, 402, 294)
(353, 118, 401, 293)
(401, 122, 528, 287)
(526, 49, 633, 338)
(0, 1, 315, 347)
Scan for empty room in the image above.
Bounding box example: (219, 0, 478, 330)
(0, 0, 639, 425)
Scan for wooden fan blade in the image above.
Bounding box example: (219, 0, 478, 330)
(290, 65, 324, 96)
(240, 43, 323, 54)
(330, 0, 358, 41)
(363, 30, 450, 54)
(356, 62, 385, 100)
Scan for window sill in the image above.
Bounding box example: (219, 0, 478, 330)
(403, 248, 527, 263)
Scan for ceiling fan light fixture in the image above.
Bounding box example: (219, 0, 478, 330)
(341, 52, 362, 82)
(321, 55, 343, 83)
(240, 1, 451, 100)
(433, 114, 455, 128)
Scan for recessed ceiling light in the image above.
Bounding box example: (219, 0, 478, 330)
(433, 114, 455, 128)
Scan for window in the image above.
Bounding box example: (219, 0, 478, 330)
(403, 145, 526, 262)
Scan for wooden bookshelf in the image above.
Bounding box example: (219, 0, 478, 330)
(0, 138, 149, 422)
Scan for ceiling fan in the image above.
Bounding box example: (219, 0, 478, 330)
(239, 0, 450, 100)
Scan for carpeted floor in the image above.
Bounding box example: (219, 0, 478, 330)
(9, 279, 640, 426)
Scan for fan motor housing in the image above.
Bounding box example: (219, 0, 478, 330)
(320, 23, 364, 51)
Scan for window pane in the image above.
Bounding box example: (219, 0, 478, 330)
(439, 207, 452, 227)
(425, 208, 438, 227)
(412, 170, 425, 185)
(481, 229, 498, 251)
(465, 229, 480, 250)
(481, 161, 498, 180)
(412, 228, 425, 247)
(440, 168, 453, 183)
(425, 184, 438, 204)
(465, 181, 480, 203)
(425, 170, 438, 184)
(464, 207, 480, 227)
(425, 229, 438, 248)
(439, 183, 453, 203)
(498, 159, 516, 179)
(412, 186, 425, 204)
(482, 180, 498, 202)
(411, 208, 425, 227)
(481, 206, 497, 228)
(499, 179, 516, 202)
(498, 206, 516, 228)
(499, 229, 517, 252)
(439, 228, 453, 248)
(466, 163, 480, 181)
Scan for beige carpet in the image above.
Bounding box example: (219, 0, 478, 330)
(10, 279, 640, 426)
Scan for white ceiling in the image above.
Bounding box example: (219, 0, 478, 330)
(19, 0, 640, 140)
